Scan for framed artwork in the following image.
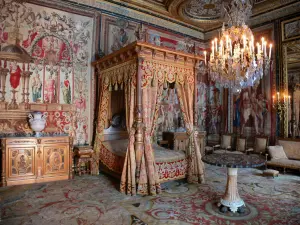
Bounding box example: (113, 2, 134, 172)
(282, 16, 300, 42)
(100, 15, 138, 55)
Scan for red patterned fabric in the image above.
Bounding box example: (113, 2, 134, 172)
(156, 158, 188, 182)
(99, 142, 125, 174)
(99, 140, 188, 182)
(10, 65, 22, 89)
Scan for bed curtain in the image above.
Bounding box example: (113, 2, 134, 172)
(176, 82, 205, 183)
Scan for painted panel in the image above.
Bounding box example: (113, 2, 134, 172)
(282, 16, 300, 42)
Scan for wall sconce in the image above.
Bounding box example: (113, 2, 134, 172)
(272, 92, 290, 120)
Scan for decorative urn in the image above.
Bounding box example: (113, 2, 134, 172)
(28, 112, 47, 137)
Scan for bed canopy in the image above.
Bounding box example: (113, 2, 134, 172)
(93, 41, 205, 196)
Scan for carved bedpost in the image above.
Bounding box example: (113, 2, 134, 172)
(135, 57, 144, 178)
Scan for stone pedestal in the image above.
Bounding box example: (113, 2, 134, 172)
(220, 168, 245, 213)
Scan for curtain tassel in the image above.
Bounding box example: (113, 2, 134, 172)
(120, 82, 123, 90)
(109, 83, 112, 91)
(114, 83, 118, 91)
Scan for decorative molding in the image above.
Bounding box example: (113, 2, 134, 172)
(282, 39, 300, 138)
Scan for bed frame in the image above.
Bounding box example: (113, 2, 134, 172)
(93, 41, 205, 195)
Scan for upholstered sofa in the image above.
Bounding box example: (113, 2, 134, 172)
(266, 138, 300, 172)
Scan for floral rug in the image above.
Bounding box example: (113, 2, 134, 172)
(1, 164, 300, 225)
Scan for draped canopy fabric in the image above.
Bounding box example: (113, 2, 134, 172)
(93, 41, 205, 196)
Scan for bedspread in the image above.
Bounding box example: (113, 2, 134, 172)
(100, 139, 188, 182)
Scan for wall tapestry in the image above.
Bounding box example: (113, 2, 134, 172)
(0, 0, 94, 145)
(156, 83, 184, 141)
(232, 28, 273, 137)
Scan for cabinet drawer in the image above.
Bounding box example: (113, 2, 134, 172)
(40, 137, 69, 144)
(5, 139, 37, 146)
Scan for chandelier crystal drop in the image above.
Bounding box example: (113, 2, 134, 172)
(207, 0, 272, 92)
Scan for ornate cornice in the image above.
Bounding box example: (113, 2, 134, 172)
(92, 41, 204, 71)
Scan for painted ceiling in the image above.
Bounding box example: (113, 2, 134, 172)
(119, 0, 299, 32)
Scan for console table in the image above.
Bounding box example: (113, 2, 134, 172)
(1, 136, 73, 186)
(202, 153, 265, 213)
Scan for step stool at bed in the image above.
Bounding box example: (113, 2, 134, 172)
(74, 146, 94, 176)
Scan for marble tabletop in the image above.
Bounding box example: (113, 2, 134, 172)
(202, 153, 265, 168)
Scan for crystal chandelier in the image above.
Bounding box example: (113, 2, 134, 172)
(207, 0, 272, 92)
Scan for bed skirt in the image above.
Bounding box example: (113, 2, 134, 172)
(98, 140, 188, 182)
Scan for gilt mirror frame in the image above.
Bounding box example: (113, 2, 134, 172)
(281, 39, 300, 138)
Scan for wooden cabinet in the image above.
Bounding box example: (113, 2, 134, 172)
(1, 136, 73, 186)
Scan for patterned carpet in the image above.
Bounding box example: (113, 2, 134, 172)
(1, 164, 300, 225)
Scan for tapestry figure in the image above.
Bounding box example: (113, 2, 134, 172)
(62, 74, 71, 104)
(31, 72, 42, 102)
(9, 62, 22, 89)
(44, 72, 56, 103)
(240, 87, 252, 135)
(74, 92, 87, 112)
(167, 104, 174, 131)
(233, 95, 241, 128)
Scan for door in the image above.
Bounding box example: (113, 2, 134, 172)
(43, 144, 69, 176)
(7, 146, 36, 179)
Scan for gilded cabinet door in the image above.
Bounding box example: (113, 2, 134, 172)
(8, 146, 36, 178)
(43, 145, 69, 175)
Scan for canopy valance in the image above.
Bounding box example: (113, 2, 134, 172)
(93, 41, 201, 89)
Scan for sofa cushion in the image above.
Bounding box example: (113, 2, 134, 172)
(267, 159, 300, 169)
(268, 146, 288, 160)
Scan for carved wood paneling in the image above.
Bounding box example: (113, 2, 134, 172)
(43, 146, 68, 175)
(8, 147, 35, 178)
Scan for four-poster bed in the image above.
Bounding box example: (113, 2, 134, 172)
(92, 41, 206, 195)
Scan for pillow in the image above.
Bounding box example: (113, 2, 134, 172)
(268, 146, 288, 160)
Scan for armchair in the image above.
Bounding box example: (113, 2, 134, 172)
(236, 136, 247, 153)
(247, 136, 269, 155)
(213, 133, 234, 153)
